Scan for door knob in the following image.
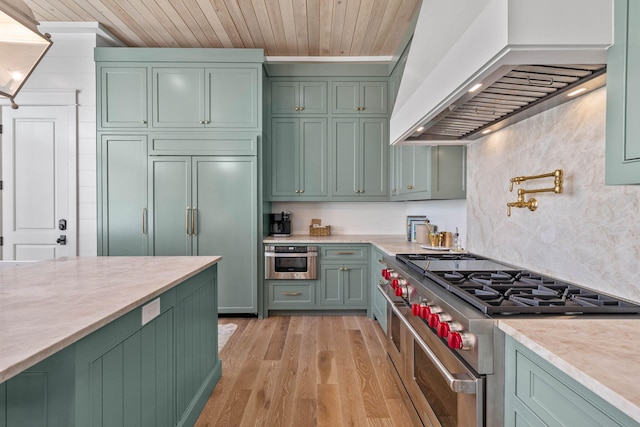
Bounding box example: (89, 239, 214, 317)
(56, 235, 67, 245)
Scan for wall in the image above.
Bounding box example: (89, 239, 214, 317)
(272, 199, 467, 240)
(15, 24, 120, 257)
(467, 87, 640, 303)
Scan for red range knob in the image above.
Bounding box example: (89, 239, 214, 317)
(395, 285, 403, 297)
(391, 278, 399, 289)
(419, 304, 431, 319)
(427, 313, 440, 329)
(381, 269, 390, 280)
(411, 303, 421, 316)
(437, 321, 451, 338)
(448, 332, 463, 349)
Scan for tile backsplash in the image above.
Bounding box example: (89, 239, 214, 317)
(467, 87, 640, 303)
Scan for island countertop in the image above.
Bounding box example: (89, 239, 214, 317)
(0, 256, 221, 383)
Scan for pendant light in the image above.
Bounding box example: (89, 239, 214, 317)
(0, 0, 52, 109)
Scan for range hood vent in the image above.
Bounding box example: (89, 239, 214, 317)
(406, 64, 606, 141)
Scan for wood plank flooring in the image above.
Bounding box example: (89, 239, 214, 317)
(195, 315, 419, 427)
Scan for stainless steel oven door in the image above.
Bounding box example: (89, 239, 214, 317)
(264, 250, 317, 280)
(402, 306, 484, 427)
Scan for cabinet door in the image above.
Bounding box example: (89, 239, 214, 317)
(332, 81, 360, 114)
(606, 0, 640, 184)
(153, 68, 205, 128)
(371, 247, 387, 331)
(332, 118, 359, 196)
(206, 67, 259, 129)
(343, 263, 368, 306)
(299, 118, 329, 197)
(300, 81, 328, 114)
(360, 118, 388, 197)
(398, 145, 431, 197)
(99, 67, 148, 128)
(149, 157, 192, 255)
(360, 81, 388, 115)
(430, 145, 466, 199)
(98, 134, 148, 255)
(271, 81, 299, 114)
(271, 118, 300, 197)
(193, 157, 257, 314)
(320, 265, 343, 305)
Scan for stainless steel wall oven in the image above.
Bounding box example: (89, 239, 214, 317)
(264, 246, 318, 280)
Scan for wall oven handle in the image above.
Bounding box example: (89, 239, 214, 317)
(378, 284, 478, 395)
(186, 208, 191, 236)
(264, 252, 318, 258)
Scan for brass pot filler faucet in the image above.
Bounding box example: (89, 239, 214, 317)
(507, 169, 563, 217)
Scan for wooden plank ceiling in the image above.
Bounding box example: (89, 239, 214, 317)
(25, 0, 420, 56)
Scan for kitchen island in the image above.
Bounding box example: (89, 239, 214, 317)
(0, 256, 221, 427)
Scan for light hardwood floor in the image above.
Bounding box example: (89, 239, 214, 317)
(195, 315, 420, 427)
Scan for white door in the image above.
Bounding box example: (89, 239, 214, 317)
(1, 105, 77, 260)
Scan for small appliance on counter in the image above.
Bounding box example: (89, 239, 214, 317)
(268, 211, 292, 236)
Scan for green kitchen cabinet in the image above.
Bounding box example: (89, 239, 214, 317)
(97, 134, 149, 256)
(152, 66, 260, 130)
(331, 117, 388, 199)
(319, 263, 369, 307)
(269, 117, 328, 199)
(391, 144, 466, 201)
(606, 0, 640, 184)
(504, 336, 638, 427)
(270, 80, 328, 115)
(370, 246, 387, 332)
(267, 281, 317, 309)
(331, 81, 388, 115)
(149, 156, 257, 314)
(98, 66, 149, 129)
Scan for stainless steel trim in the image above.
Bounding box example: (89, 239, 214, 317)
(264, 252, 318, 258)
(379, 284, 477, 395)
(264, 247, 318, 280)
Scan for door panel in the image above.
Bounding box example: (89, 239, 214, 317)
(150, 157, 191, 255)
(271, 118, 299, 196)
(361, 118, 388, 196)
(207, 68, 258, 129)
(153, 68, 204, 127)
(193, 157, 257, 312)
(2, 106, 76, 260)
(300, 118, 328, 196)
(332, 119, 359, 196)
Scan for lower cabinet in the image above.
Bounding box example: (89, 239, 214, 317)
(265, 244, 369, 313)
(504, 336, 638, 427)
(0, 266, 220, 427)
(370, 246, 387, 332)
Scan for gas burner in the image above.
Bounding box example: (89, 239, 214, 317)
(469, 271, 517, 286)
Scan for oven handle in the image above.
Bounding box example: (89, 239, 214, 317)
(264, 252, 318, 258)
(378, 284, 478, 395)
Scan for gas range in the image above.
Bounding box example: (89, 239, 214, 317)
(378, 252, 640, 427)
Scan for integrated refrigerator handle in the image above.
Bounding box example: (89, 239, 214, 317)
(142, 208, 147, 235)
(186, 208, 191, 236)
(192, 208, 197, 235)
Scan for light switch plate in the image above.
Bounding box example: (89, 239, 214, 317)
(141, 298, 161, 325)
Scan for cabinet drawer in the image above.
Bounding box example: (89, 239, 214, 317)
(321, 245, 369, 261)
(269, 283, 315, 305)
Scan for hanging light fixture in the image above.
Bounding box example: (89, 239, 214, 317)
(0, 0, 52, 109)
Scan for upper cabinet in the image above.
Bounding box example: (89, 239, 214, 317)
(391, 145, 466, 201)
(152, 66, 260, 130)
(270, 81, 328, 115)
(606, 0, 640, 185)
(332, 81, 388, 115)
(99, 67, 149, 129)
(95, 48, 263, 132)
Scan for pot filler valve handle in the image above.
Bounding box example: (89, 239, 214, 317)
(506, 169, 562, 216)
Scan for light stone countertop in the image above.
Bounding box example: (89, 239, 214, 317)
(0, 256, 221, 383)
(263, 234, 459, 255)
(499, 319, 640, 423)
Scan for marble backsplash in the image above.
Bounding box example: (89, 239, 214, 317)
(467, 87, 640, 303)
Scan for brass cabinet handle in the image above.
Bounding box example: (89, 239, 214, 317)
(199, 120, 205, 124)
(407, 185, 414, 190)
(299, 106, 304, 111)
(334, 251, 354, 255)
(299, 189, 304, 194)
(339, 267, 350, 271)
(141, 120, 147, 124)
(142, 207, 147, 235)
(295, 107, 300, 111)
(282, 292, 302, 296)
(186, 208, 191, 235)
(192, 207, 197, 235)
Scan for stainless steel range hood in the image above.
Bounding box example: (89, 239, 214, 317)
(390, 0, 613, 144)
(406, 63, 607, 141)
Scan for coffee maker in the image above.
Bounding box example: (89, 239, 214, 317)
(269, 211, 292, 236)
